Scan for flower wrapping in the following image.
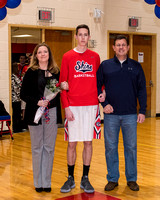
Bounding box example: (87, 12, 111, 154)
(34, 79, 61, 124)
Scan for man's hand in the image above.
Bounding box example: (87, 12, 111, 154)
(61, 81, 69, 90)
(103, 104, 114, 114)
(137, 113, 145, 123)
(65, 107, 75, 121)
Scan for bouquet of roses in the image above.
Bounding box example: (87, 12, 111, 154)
(34, 79, 61, 124)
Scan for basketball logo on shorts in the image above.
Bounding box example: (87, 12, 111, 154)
(96, 121, 101, 127)
(94, 106, 101, 139)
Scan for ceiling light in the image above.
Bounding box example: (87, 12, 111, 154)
(12, 34, 33, 38)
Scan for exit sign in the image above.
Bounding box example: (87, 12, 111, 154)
(129, 17, 139, 27)
(38, 7, 55, 23)
(39, 10, 52, 21)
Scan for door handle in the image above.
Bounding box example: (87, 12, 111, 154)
(146, 80, 153, 87)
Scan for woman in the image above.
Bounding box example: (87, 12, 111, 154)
(20, 43, 61, 193)
(11, 62, 22, 132)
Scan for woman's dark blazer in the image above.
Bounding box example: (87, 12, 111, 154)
(20, 68, 62, 126)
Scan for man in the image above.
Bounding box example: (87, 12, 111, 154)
(18, 54, 28, 80)
(97, 35, 147, 191)
(59, 24, 100, 193)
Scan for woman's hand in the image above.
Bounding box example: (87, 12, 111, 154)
(37, 99, 49, 107)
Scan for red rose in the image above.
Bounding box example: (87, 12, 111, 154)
(56, 83, 60, 87)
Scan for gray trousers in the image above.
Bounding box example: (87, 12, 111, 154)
(29, 107, 57, 188)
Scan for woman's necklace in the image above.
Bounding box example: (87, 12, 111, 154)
(45, 70, 52, 77)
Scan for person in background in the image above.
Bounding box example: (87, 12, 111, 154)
(97, 35, 147, 192)
(20, 43, 62, 193)
(59, 24, 101, 194)
(11, 62, 22, 133)
(17, 54, 29, 129)
(18, 54, 28, 80)
(26, 53, 32, 65)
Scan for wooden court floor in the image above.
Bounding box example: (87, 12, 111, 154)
(0, 117, 160, 200)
